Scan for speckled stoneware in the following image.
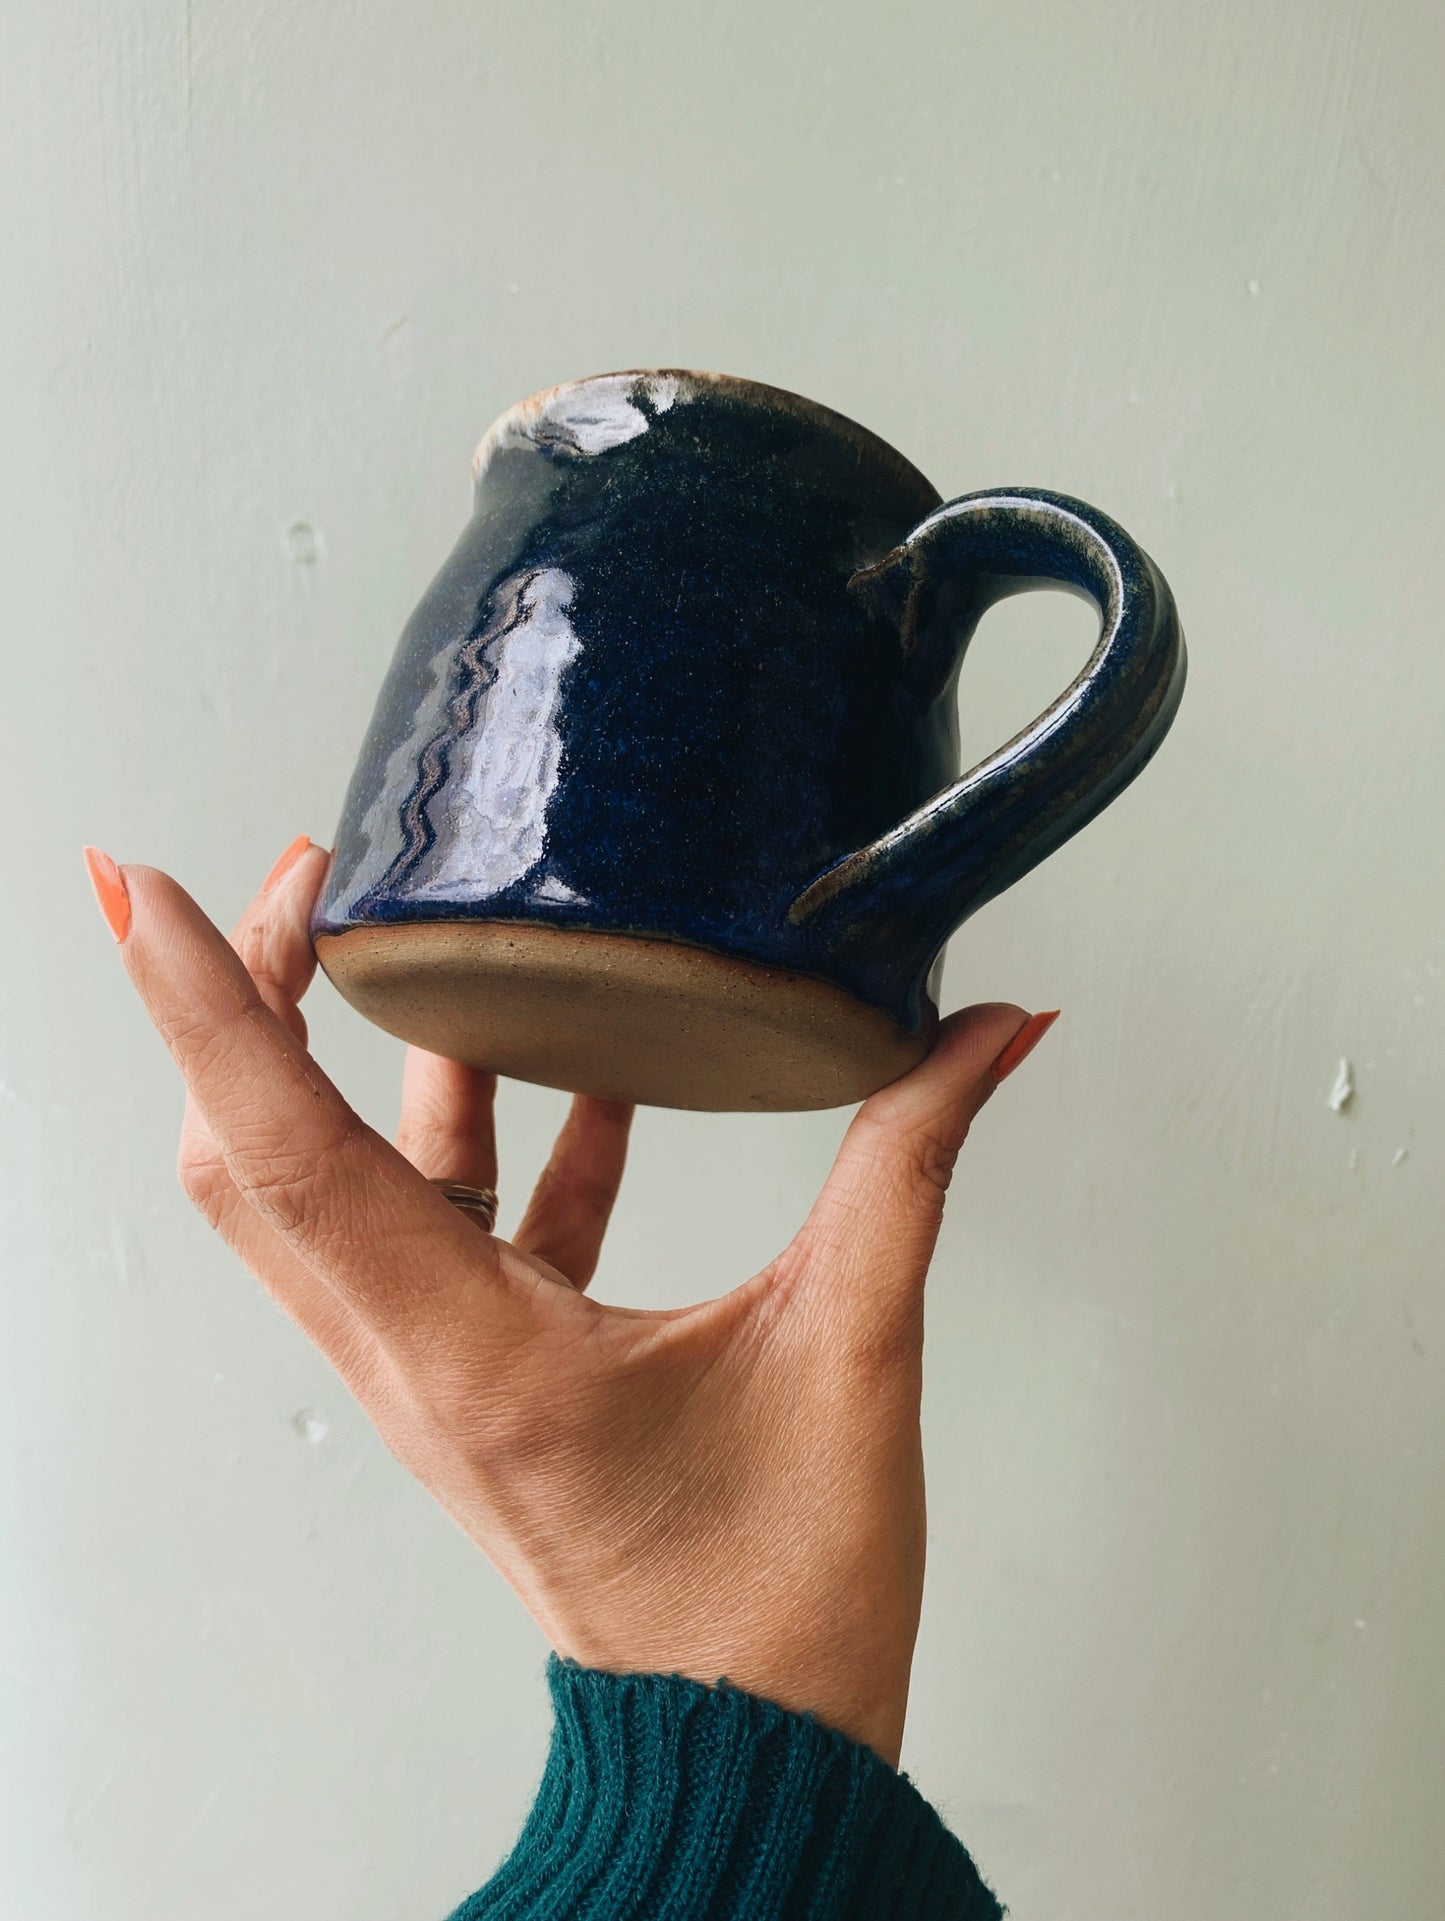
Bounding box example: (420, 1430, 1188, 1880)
(313, 370, 1185, 1110)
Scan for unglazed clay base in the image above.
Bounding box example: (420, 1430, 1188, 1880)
(315, 921, 934, 1112)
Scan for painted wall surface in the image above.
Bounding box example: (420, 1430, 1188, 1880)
(2, 3, 1441, 1916)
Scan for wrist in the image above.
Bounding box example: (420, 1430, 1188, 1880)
(545, 1613, 917, 1768)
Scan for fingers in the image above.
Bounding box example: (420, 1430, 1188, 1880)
(395, 1051, 499, 1192)
(175, 842, 374, 1369)
(781, 1002, 1048, 1341)
(176, 1112, 376, 1375)
(105, 858, 525, 1359)
(225, 835, 330, 1045)
(513, 1096, 633, 1290)
(394, 1049, 629, 1288)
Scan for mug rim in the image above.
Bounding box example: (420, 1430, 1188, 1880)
(471, 367, 942, 508)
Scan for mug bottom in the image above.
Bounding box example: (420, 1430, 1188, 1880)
(314, 919, 934, 1112)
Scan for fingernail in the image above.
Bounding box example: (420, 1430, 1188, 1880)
(990, 1009, 1060, 1083)
(83, 846, 132, 943)
(262, 834, 314, 892)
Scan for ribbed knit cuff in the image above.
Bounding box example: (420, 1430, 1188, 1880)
(446, 1656, 1004, 1920)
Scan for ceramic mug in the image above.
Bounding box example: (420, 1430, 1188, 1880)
(313, 370, 1185, 1110)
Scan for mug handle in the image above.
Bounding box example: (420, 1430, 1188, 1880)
(787, 488, 1186, 987)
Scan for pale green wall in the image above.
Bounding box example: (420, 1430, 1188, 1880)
(3, 3, 1441, 1916)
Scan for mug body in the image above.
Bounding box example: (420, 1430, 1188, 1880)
(314, 370, 953, 1108)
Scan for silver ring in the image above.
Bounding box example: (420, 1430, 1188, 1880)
(432, 1180, 499, 1232)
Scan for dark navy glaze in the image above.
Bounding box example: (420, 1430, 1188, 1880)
(315, 371, 1186, 1032)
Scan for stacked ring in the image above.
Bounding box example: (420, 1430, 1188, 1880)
(431, 1180, 499, 1233)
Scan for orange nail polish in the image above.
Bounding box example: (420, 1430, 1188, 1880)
(263, 834, 313, 891)
(83, 846, 132, 943)
(990, 1009, 1060, 1083)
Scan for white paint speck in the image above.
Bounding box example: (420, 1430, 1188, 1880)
(1354, 1618, 1368, 1630)
(292, 1409, 328, 1445)
(1248, 278, 1261, 297)
(1327, 1058, 1355, 1113)
(1392, 1147, 1409, 1167)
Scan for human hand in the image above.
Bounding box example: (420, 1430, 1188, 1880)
(85, 839, 1055, 1767)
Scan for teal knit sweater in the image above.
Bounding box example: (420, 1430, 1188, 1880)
(444, 1658, 1004, 1918)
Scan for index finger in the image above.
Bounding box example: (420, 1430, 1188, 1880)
(95, 854, 532, 1359)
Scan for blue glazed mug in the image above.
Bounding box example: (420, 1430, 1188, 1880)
(314, 370, 1185, 1110)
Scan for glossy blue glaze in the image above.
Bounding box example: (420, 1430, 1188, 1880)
(315, 371, 1185, 1033)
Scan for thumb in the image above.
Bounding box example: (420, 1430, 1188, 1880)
(783, 1003, 1058, 1337)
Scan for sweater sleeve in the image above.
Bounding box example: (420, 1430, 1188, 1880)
(442, 1656, 1005, 1920)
